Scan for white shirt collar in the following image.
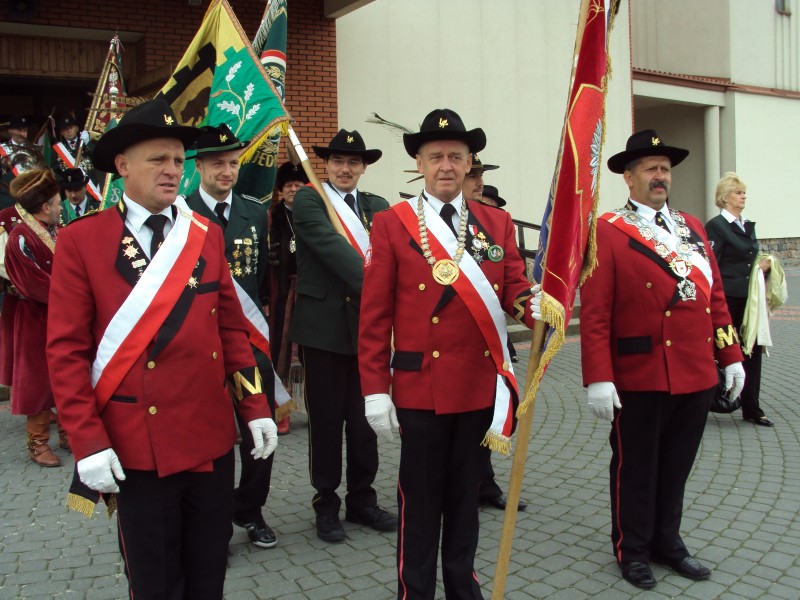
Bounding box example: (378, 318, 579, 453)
(628, 198, 675, 229)
(326, 182, 358, 200)
(423, 191, 463, 216)
(198, 186, 232, 216)
(720, 208, 747, 227)
(123, 193, 174, 233)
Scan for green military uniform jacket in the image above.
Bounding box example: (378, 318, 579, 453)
(184, 189, 270, 372)
(60, 198, 100, 226)
(289, 185, 389, 355)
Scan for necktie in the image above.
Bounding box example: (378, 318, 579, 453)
(145, 214, 168, 259)
(439, 203, 458, 237)
(74, 204, 81, 217)
(214, 203, 228, 229)
(655, 211, 671, 234)
(344, 193, 357, 215)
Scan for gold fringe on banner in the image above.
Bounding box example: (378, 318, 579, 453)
(274, 399, 296, 421)
(239, 121, 290, 165)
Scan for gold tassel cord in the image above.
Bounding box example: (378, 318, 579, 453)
(517, 293, 565, 417)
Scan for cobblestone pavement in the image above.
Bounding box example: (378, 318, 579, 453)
(1, 270, 799, 599)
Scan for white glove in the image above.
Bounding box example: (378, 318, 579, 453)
(365, 393, 398, 442)
(530, 284, 542, 321)
(723, 362, 746, 400)
(77, 448, 126, 494)
(587, 381, 621, 422)
(248, 418, 278, 459)
(79, 130, 90, 145)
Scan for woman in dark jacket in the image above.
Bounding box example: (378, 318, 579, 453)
(705, 172, 773, 426)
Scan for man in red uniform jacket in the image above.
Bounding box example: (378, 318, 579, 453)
(359, 108, 541, 600)
(46, 98, 277, 600)
(580, 130, 745, 590)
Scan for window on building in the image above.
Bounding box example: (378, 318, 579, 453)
(776, 0, 792, 16)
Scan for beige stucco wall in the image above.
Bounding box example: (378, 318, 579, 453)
(722, 91, 800, 239)
(335, 0, 634, 228)
(631, 0, 730, 78)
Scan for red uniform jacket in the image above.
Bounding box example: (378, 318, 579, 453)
(0, 204, 24, 385)
(5, 219, 56, 415)
(580, 211, 743, 394)
(359, 200, 534, 414)
(47, 202, 270, 476)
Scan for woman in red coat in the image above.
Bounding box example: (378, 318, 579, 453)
(5, 169, 63, 467)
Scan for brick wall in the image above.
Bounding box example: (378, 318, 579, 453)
(0, 0, 337, 170)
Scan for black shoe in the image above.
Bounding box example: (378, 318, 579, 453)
(316, 513, 346, 543)
(619, 561, 657, 589)
(652, 555, 711, 581)
(745, 416, 774, 427)
(345, 505, 398, 532)
(480, 495, 527, 511)
(233, 517, 277, 548)
(510, 355, 519, 363)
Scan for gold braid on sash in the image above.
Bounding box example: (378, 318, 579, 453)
(229, 367, 263, 404)
(715, 324, 740, 349)
(512, 291, 532, 325)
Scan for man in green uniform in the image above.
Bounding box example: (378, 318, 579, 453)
(184, 123, 278, 549)
(290, 129, 396, 542)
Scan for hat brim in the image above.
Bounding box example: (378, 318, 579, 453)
(94, 124, 202, 174)
(403, 128, 486, 158)
(607, 146, 689, 174)
(471, 164, 499, 174)
(312, 146, 382, 164)
(482, 195, 506, 208)
(189, 140, 250, 159)
(62, 179, 90, 190)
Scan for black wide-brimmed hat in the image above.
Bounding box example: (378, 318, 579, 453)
(275, 161, 308, 189)
(312, 129, 382, 164)
(59, 168, 90, 190)
(481, 185, 506, 208)
(9, 115, 29, 129)
(607, 129, 689, 174)
(93, 97, 201, 175)
(403, 108, 486, 158)
(190, 123, 249, 159)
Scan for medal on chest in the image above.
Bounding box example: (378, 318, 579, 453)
(416, 195, 469, 286)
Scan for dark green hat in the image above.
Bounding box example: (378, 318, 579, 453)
(190, 123, 249, 158)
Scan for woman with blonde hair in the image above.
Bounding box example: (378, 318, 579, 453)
(705, 172, 773, 426)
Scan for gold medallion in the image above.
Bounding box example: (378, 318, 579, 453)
(432, 259, 460, 285)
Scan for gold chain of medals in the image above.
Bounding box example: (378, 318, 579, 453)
(617, 206, 700, 301)
(416, 194, 468, 286)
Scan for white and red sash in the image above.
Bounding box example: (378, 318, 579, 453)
(603, 211, 713, 302)
(231, 278, 291, 408)
(52, 142, 102, 202)
(394, 198, 519, 454)
(91, 203, 208, 410)
(324, 183, 370, 258)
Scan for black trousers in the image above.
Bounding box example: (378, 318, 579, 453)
(477, 451, 503, 502)
(115, 450, 235, 600)
(609, 388, 713, 564)
(302, 345, 378, 515)
(726, 295, 765, 420)
(396, 407, 491, 600)
(233, 365, 276, 523)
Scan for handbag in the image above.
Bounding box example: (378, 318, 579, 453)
(709, 365, 742, 414)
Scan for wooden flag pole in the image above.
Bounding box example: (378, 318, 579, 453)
(490, 319, 547, 599)
(491, 4, 593, 597)
(287, 125, 350, 241)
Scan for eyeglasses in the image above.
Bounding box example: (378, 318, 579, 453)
(328, 157, 363, 168)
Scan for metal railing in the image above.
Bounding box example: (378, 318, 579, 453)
(512, 218, 541, 261)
